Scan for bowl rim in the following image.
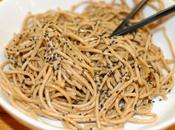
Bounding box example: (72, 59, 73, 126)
(0, 97, 64, 130)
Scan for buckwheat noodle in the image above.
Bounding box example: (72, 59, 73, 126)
(0, 0, 175, 130)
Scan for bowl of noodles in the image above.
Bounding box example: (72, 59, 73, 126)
(0, 0, 175, 130)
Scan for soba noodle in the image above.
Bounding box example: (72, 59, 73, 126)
(0, 0, 175, 129)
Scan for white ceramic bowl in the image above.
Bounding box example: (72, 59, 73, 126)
(0, 0, 175, 130)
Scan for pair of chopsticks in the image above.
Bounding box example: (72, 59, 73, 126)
(111, 0, 175, 37)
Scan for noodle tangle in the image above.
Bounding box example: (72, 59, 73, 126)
(0, 0, 175, 130)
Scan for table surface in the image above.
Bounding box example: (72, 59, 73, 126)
(0, 106, 174, 130)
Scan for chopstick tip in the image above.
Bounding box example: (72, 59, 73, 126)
(110, 31, 122, 38)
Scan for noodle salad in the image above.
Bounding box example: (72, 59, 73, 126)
(0, 0, 175, 129)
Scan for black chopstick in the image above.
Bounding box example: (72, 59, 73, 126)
(110, 0, 149, 37)
(111, 4, 175, 37)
